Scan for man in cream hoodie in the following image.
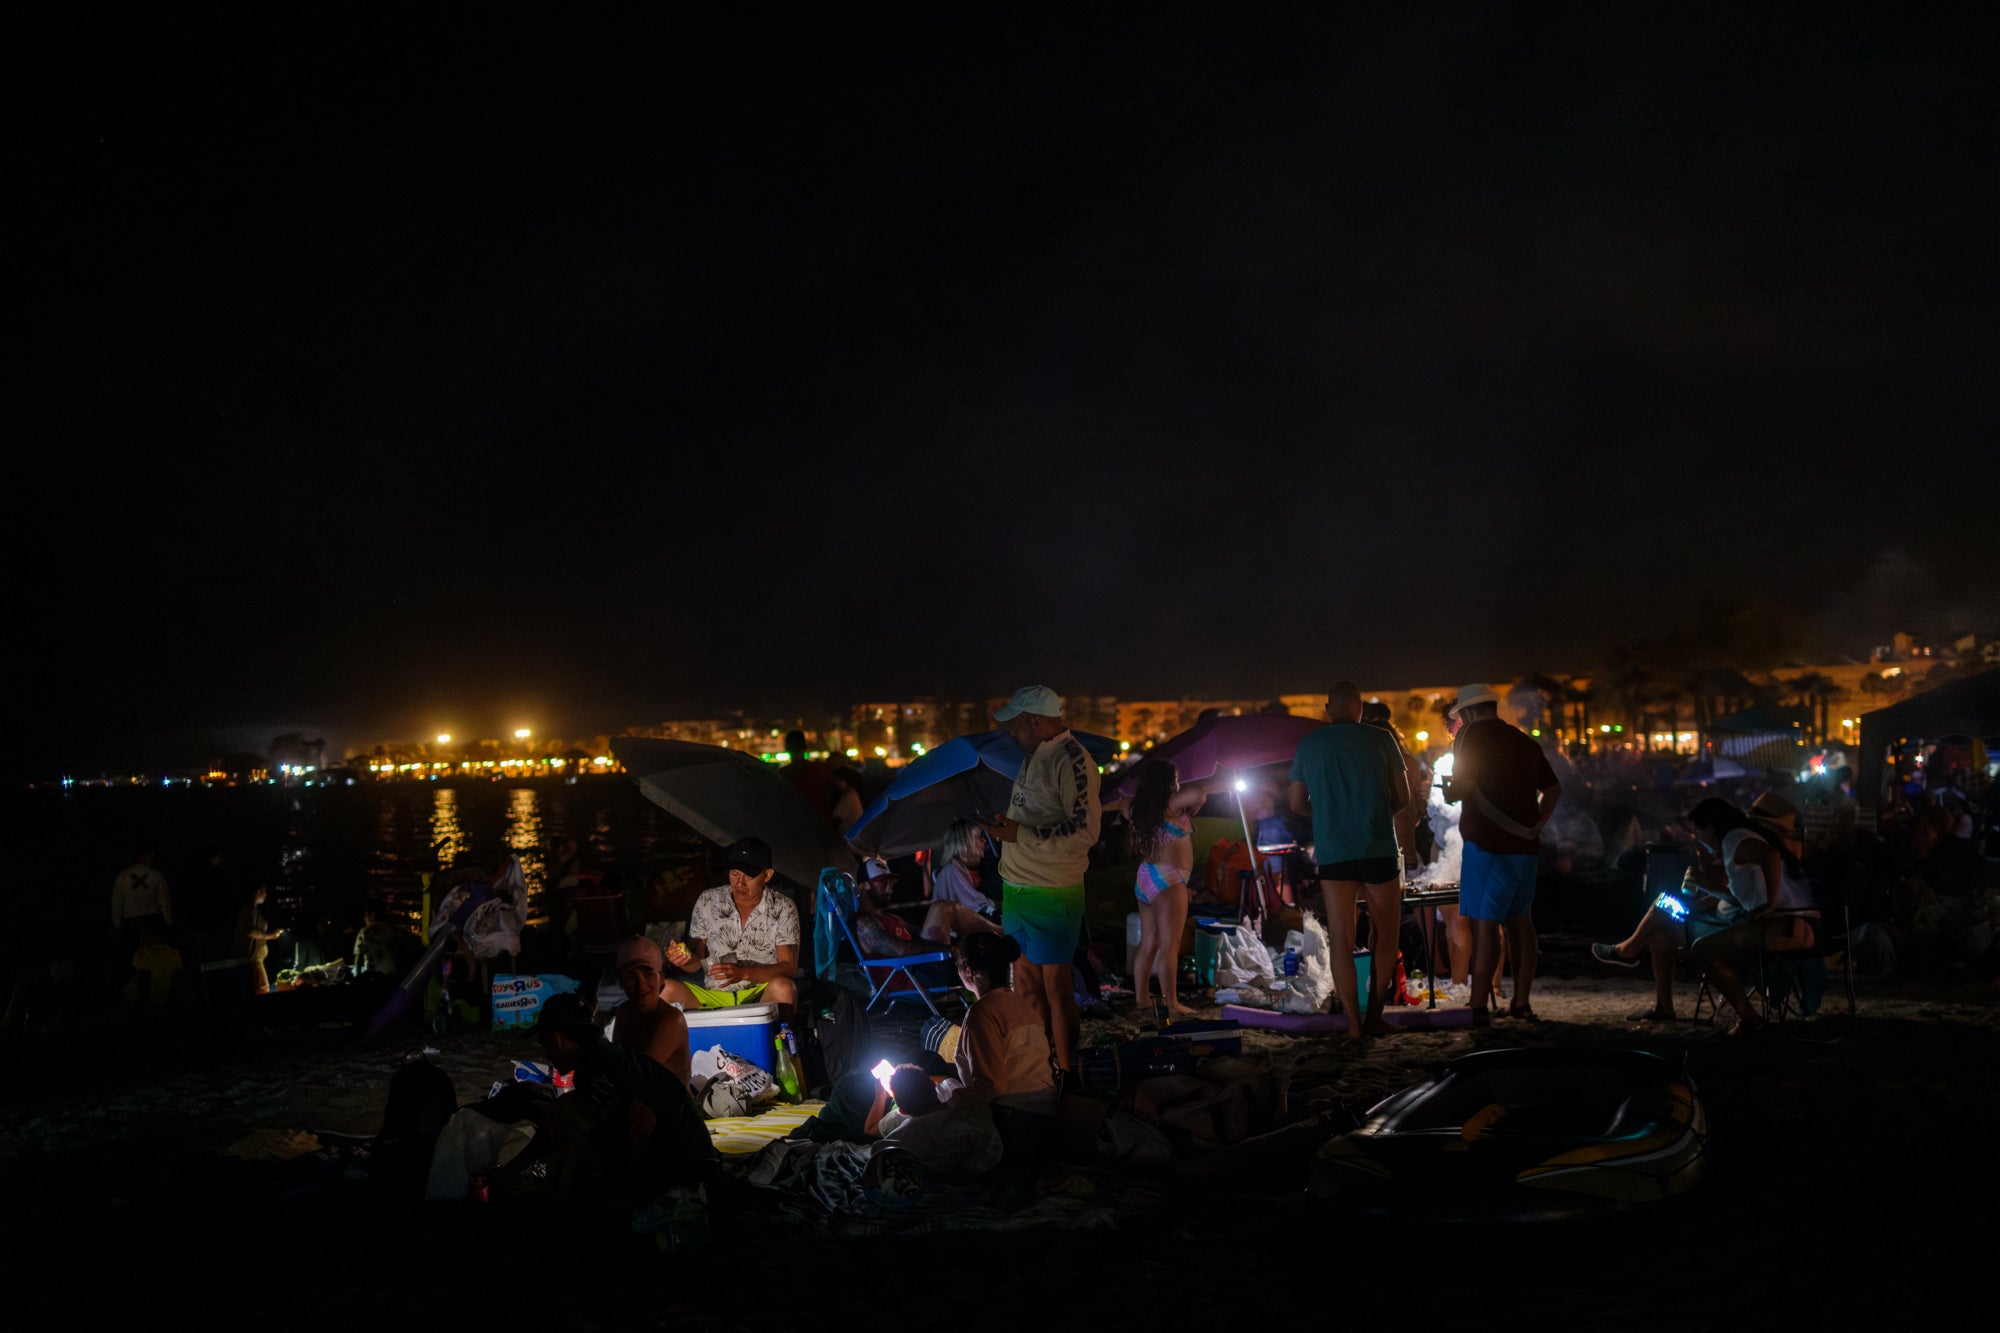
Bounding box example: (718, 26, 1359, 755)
(981, 685, 1101, 1078)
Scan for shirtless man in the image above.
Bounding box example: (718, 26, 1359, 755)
(610, 936, 692, 1087)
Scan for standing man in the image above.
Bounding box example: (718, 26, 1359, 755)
(981, 685, 1100, 1080)
(111, 848, 173, 943)
(1289, 681, 1411, 1042)
(662, 838, 799, 1014)
(1442, 684, 1562, 1026)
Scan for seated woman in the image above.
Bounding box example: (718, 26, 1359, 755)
(940, 933, 1059, 1158)
(1592, 796, 1817, 1032)
(931, 819, 1000, 921)
(856, 859, 1000, 952)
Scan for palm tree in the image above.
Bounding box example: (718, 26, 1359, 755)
(1652, 681, 1693, 752)
(1563, 682, 1595, 742)
(1780, 672, 1841, 744)
(1601, 648, 1658, 751)
(1515, 672, 1567, 740)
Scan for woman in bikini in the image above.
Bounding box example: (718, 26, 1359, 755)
(1115, 758, 1216, 1017)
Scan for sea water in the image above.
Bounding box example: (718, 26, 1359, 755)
(10, 776, 705, 968)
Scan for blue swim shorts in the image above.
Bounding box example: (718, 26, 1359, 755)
(1001, 880, 1084, 965)
(1458, 843, 1539, 921)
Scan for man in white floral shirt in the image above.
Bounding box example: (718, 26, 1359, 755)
(662, 838, 800, 1014)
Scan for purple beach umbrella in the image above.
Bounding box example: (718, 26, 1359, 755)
(1101, 711, 1322, 802)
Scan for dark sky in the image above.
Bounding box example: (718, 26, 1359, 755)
(18, 5, 1998, 774)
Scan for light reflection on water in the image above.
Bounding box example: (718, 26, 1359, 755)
(26, 779, 706, 945)
(430, 788, 468, 871)
(506, 786, 546, 899)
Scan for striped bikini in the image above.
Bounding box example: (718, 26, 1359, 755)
(1135, 818, 1192, 905)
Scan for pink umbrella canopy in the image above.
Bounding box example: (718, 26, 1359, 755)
(1103, 712, 1323, 801)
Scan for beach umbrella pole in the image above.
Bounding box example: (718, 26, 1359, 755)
(1232, 771, 1272, 927)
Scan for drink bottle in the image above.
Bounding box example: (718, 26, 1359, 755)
(773, 1023, 804, 1103)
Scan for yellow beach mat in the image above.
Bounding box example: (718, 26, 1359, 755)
(705, 1099, 826, 1155)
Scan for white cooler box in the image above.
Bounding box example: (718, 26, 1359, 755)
(680, 1002, 780, 1073)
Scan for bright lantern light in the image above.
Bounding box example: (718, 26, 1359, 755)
(1234, 779, 1248, 793)
(1415, 730, 1429, 744)
(515, 728, 532, 739)
(436, 733, 451, 744)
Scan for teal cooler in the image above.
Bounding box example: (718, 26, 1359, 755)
(1192, 923, 1226, 986)
(681, 1002, 780, 1073)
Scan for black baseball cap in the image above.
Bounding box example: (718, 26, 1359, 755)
(721, 837, 773, 879)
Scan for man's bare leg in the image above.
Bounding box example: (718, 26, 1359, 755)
(1319, 879, 1363, 1038)
(1444, 905, 1473, 986)
(1046, 962, 1078, 1072)
(920, 902, 999, 946)
(1468, 918, 1504, 1017)
(1503, 913, 1538, 1014)
(762, 974, 798, 1025)
(1360, 877, 1402, 1037)
(1012, 956, 1078, 1073)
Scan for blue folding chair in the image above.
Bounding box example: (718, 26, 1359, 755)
(819, 869, 957, 1015)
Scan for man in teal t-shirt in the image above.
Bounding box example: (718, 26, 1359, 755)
(1288, 681, 1412, 1040)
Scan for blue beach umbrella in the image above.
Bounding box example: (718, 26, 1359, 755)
(846, 729, 1120, 858)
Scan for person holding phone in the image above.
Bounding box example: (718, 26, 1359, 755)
(235, 884, 284, 995)
(1591, 797, 1817, 1029)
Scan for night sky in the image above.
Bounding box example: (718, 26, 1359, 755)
(19, 5, 1998, 775)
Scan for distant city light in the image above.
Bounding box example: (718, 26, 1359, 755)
(874, 746, 887, 757)
(911, 743, 926, 756)
(845, 748, 860, 759)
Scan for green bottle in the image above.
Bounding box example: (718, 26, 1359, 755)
(773, 1023, 803, 1103)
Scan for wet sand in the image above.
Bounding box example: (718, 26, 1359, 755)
(5, 958, 1994, 1328)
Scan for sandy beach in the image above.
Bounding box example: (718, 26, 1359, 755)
(6, 951, 1994, 1329)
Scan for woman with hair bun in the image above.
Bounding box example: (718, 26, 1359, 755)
(947, 933, 1058, 1129)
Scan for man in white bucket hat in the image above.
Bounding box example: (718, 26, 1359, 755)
(1441, 683, 1563, 1026)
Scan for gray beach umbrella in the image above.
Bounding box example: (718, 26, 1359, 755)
(614, 737, 854, 890)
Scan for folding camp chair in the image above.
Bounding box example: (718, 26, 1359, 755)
(820, 870, 958, 1016)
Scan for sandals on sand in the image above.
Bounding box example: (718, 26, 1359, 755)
(1592, 943, 1641, 970)
(1504, 1006, 1540, 1023)
(1627, 1008, 1677, 1024)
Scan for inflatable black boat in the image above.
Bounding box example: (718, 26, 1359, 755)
(1310, 1047, 1707, 1221)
